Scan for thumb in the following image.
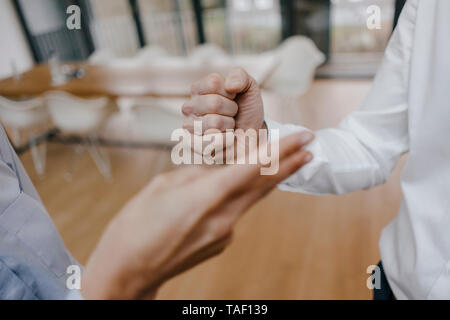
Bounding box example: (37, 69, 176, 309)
(224, 67, 264, 131)
(225, 67, 255, 94)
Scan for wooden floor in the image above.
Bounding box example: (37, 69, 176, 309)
(19, 79, 406, 299)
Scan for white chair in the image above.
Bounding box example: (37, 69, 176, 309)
(0, 96, 49, 177)
(45, 91, 113, 181)
(189, 43, 229, 65)
(88, 49, 118, 65)
(89, 49, 144, 69)
(130, 98, 184, 146)
(136, 45, 169, 64)
(263, 36, 326, 122)
(264, 36, 326, 96)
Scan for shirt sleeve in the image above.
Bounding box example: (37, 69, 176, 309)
(65, 290, 85, 300)
(266, 0, 418, 195)
(0, 260, 38, 300)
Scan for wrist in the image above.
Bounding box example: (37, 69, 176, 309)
(81, 260, 160, 300)
(81, 218, 161, 300)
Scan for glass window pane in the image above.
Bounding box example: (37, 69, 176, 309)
(226, 0, 282, 54)
(322, 0, 396, 76)
(138, 0, 196, 55)
(331, 0, 395, 54)
(89, 0, 139, 57)
(202, 0, 228, 50)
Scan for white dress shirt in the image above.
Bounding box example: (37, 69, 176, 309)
(267, 0, 450, 299)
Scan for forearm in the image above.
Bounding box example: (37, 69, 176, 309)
(264, 0, 416, 195)
(266, 115, 408, 195)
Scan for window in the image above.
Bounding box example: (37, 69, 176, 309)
(138, 0, 197, 55)
(88, 0, 139, 57)
(14, 0, 402, 78)
(13, 0, 94, 62)
(320, 0, 396, 77)
(226, 0, 281, 54)
(331, 0, 395, 54)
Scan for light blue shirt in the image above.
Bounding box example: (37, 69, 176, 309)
(0, 125, 81, 299)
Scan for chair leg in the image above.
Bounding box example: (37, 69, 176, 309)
(64, 144, 85, 182)
(9, 127, 21, 146)
(29, 133, 47, 178)
(87, 134, 112, 182)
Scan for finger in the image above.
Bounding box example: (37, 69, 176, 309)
(183, 114, 235, 133)
(179, 131, 315, 222)
(181, 136, 315, 238)
(182, 95, 238, 117)
(191, 73, 236, 99)
(166, 166, 206, 186)
(224, 67, 254, 94)
(145, 166, 206, 193)
(276, 131, 315, 161)
(205, 131, 313, 196)
(218, 150, 314, 221)
(265, 150, 313, 189)
(231, 130, 314, 175)
(177, 129, 233, 158)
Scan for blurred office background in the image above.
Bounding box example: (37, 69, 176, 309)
(0, 0, 406, 299)
(1, 0, 402, 77)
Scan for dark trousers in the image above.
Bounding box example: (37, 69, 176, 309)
(373, 261, 396, 300)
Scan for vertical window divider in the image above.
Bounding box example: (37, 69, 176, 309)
(192, 0, 206, 45)
(128, 0, 146, 48)
(11, 0, 40, 62)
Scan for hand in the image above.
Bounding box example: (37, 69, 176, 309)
(80, 132, 314, 300)
(182, 67, 265, 133)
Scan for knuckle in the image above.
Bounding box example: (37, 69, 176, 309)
(209, 95, 222, 113)
(249, 75, 258, 88)
(235, 66, 245, 74)
(211, 115, 223, 129)
(190, 81, 200, 95)
(182, 102, 193, 116)
(232, 66, 246, 78)
(207, 73, 222, 92)
(230, 101, 239, 115)
(212, 222, 232, 240)
(182, 118, 193, 130)
(228, 117, 235, 129)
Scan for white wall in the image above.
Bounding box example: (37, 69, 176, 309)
(0, 0, 34, 79)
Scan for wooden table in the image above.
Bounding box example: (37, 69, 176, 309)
(0, 58, 278, 99)
(0, 63, 212, 98)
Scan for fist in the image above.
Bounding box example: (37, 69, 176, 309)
(182, 67, 265, 133)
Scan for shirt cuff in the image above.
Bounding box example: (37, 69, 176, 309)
(264, 117, 326, 194)
(265, 118, 312, 143)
